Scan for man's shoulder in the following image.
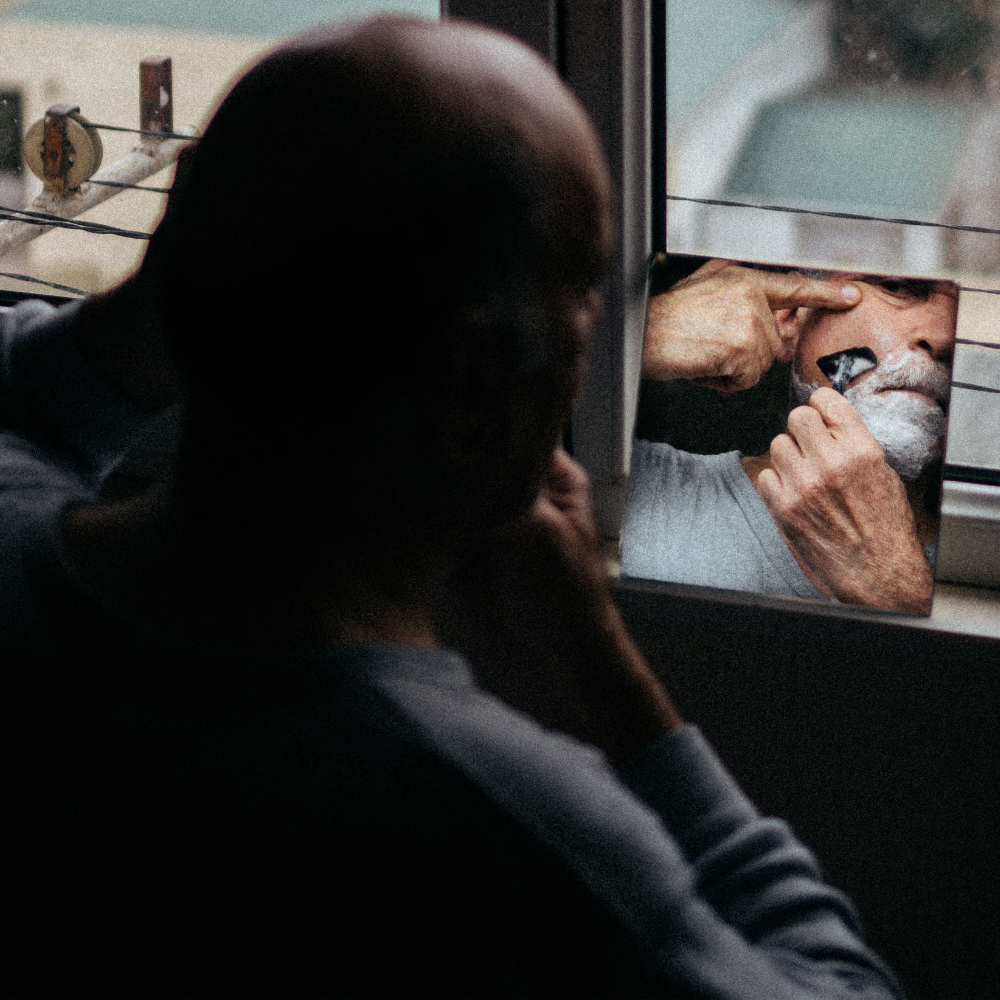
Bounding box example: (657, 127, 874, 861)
(625, 439, 748, 532)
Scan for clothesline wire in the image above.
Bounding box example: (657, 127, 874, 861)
(0, 203, 151, 239)
(667, 194, 1000, 296)
(88, 179, 172, 194)
(7, 187, 1000, 298)
(85, 122, 199, 142)
(0, 271, 86, 296)
(666, 194, 1000, 237)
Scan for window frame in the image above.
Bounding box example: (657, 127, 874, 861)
(442, 0, 1000, 645)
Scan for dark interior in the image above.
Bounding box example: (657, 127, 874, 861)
(615, 579, 999, 1000)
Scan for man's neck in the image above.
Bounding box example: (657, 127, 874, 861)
(904, 473, 941, 550)
(63, 483, 441, 651)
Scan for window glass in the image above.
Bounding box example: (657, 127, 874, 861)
(0, 0, 438, 295)
(666, 0, 1000, 280)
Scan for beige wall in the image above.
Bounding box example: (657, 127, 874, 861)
(0, 19, 275, 294)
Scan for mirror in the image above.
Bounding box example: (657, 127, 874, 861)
(621, 253, 959, 615)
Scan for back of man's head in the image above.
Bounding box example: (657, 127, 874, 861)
(149, 16, 610, 565)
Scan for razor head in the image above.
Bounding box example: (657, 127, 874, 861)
(817, 346, 877, 394)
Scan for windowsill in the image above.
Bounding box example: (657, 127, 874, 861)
(611, 572, 1000, 663)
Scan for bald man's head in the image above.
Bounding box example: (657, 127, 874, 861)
(152, 16, 612, 547)
(154, 16, 610, 391)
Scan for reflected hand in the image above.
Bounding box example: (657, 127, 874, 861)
(756, 389, 933, 613)
(438, 449, 681, 761)
(642, 259, 860, 394)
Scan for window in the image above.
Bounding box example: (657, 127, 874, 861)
(659, 0, 1000, 597)
(665, 0, 1000, 277)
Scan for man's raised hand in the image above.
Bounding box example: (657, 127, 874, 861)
(756, 388, 933, 613)
(642, 259, 860, 394)
(439, 449, 681, 761)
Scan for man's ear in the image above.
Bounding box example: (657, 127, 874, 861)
(773, 306, 802, 343)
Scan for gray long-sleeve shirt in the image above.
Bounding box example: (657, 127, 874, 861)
(2, 298, 898, 997)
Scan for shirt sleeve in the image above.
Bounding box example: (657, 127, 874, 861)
(0, 299, 174, 628)
(378, 651, 905, 1000)
(0, 298, 158, 488)
(617, 725, 905, 998)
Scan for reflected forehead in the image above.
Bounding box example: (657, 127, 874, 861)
(831, 271, 957, 299)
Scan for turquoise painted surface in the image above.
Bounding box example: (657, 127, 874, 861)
(667, 0, 802, 141)
(6, 0, 438, 37)
(725, 96, 968, 216)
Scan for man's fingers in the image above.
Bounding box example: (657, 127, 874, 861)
(785, 402, 838, 452)
(755, 466, 783, 505)
(783, 392, 880, 461)
(806, 386, 871, 434)
(759, 271, 860, 312)
(543, 447, 589, 498)
(767, 430, 805, 472)
(675, 257, 734, 287)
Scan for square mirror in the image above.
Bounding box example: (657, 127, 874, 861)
(621, 253, 959, 615)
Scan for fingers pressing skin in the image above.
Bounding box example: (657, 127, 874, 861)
(758, 270, 861, 312)
(757, 388, 933, 613)
(642, 260, 859, 392)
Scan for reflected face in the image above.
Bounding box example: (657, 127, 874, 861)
(792, 274, 958, 479)
(795, 274, 958, 393)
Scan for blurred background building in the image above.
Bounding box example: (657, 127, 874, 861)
(668, 0, 1000, 278)
(6, 0, 1000, 290)
(0, 0, 438, 296)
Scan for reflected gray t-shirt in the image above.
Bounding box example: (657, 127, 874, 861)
(621, 439, 828, 600)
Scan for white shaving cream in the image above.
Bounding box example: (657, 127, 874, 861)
(791, 350, 949, 480)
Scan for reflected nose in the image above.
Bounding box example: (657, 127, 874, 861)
(907, 295, 957, 363)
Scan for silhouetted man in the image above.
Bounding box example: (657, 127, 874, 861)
(4, 17, 902, 998)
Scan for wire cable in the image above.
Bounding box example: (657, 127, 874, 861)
(88, 179, 172, 194)
(0, 204, 151, 239)
(666, 194, 1000, 237)
(953, 381, 1000, 394)
(957, 338, 1000, 349)
(667, 194, 1000, 296)
(0, 211, 150, 239)
(85, 122, 198, 142)
(0, 271, 86, 295)
(87, 177, 171, 194)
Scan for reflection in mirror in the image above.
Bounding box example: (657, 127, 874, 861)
(620, 254, 959, 615)
(667, 0, 1000, 278)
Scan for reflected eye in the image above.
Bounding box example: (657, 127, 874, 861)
(872, 278, 931, 300)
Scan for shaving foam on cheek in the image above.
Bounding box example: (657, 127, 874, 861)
(792, 350, 948, 480)
(845, 349, 948, 480)
(844, 389, 945, 480)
